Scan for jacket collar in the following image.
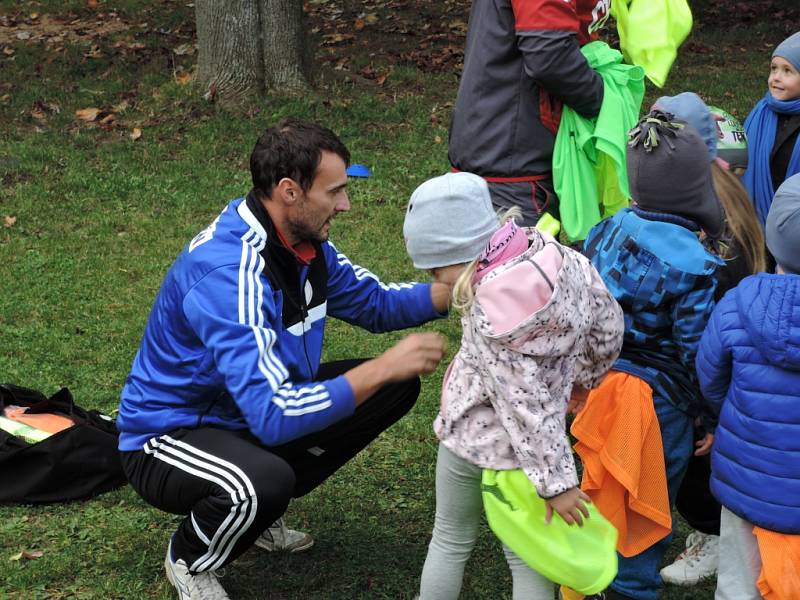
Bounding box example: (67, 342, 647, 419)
(245, 190, 318, 265)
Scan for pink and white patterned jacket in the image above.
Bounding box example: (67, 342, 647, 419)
(436, 229, 624, 498)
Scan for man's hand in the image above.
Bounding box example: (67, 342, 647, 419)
(344, 333, 445, 405)
(545, 487, 592, 527)
(566, 385, 591, 415)
(376, 332, 446, 382)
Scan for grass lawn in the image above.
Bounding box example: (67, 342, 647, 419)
(0, 0, 796, 598)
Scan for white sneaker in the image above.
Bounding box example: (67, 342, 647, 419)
(660, 530, 719, 585)
(253, 517, 314, 553)
(165, 541, 230, 600)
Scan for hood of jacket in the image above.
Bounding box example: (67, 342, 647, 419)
(735, 273, 800, 371)
(471, 229, 599, 356)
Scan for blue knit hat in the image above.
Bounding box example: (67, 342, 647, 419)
(652, 92, 716, 161)
(403, 172, 498, 269)
(766, 173, 800, 275)
(773, 31, 800, 73)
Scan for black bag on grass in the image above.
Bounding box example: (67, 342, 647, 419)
(0, 384, 127, 504)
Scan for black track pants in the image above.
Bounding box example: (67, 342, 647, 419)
(120, 360, 420, 572)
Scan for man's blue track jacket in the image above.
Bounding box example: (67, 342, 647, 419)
(117, 193, 442, 451)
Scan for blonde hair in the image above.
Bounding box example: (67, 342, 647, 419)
(451, 207, 523, 313)
(711, 162, 767, 274)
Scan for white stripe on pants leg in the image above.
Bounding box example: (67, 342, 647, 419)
(144, 435, 259, 572)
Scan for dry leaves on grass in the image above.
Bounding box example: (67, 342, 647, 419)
(130, 127, 142, 140)
(3, 215, 17, 228)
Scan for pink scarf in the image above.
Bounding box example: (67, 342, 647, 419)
(474, 220, 529, 283)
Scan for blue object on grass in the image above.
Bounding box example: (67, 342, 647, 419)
(346, 164, 372, 178)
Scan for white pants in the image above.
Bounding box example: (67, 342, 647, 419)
(715, 506, 763, 600)
(418, 444, 553, 600)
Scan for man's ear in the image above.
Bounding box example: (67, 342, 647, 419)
(275, 178, 300, 205)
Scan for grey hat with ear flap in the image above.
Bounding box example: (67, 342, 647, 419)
(403, 172, 498, 270)
(766, 173, 800, 275)
(626, 110, 726, 239)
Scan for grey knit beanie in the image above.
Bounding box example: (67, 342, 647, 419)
(627, 110, 725, 238)
(773, 31, 800, 73)
(403, 172, 498, 269)
(766, 173, 800, 275)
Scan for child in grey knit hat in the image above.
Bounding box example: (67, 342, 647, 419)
(403, 172, 624, 600)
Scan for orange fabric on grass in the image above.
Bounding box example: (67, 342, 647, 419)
(4, 406, 75, 434)
(570, 371, 671, 557)
(754, 527, 800, 600)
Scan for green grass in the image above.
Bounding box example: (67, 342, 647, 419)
(0, 0, 792, 598)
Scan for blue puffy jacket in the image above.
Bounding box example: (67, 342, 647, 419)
(696, 273, 800, 533)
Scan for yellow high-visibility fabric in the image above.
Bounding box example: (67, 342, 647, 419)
(611, 0, 692, 88)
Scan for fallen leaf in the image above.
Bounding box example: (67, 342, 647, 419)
(29, 12, 39, 19)
(99, 113, 116, 124)
(375, 74, 387, 86)
(10, 549, 43, 560)
(87, 0, 99, 7)
(4, 215, 17, 228)
(173, 43, 195, 56)
(0, 94, 10, 103)
(75, 107, 101, 121)
(130, 127, 142, 140)
(112, 100, 129, 113)
(364, 13, 379, 24)
(354, 18, 365, 31)
(434, 136, 442, 144)
(3, 47, 15, 57)
(322, 33, 354, 45)
(175, 71, 193, 86)
(34, 99, 60, 114)
(84, 45, 103, 59)
(16, 31, 32, 41)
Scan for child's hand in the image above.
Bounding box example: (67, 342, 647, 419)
(694, 432, 715, 456)
(545, 487, 592, 526)
(567, 385, 590, 415)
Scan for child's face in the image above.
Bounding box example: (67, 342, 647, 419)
(768, 57, 800, 101)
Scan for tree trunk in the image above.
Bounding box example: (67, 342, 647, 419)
(195, 0, 310, 104)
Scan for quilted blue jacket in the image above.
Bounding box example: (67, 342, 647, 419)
(696, 273, 800, 533)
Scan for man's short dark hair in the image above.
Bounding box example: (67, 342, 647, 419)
(250, 118, 350, 199)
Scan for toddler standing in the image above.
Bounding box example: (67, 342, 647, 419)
(696, 173, 800, 599)
(580, 111, 725, 600)
(743, 31, 800, 225)
(402, 172, 624, 599)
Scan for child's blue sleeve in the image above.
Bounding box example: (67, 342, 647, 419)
(696, 295, 734, 418)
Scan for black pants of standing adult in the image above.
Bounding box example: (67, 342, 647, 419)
(120, 359, 420, 573)
(675, 428, 721, 536)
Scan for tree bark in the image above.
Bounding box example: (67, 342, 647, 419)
(195, 0, 310, 104)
